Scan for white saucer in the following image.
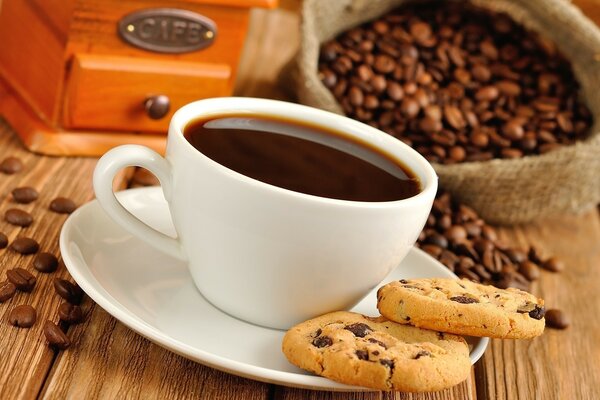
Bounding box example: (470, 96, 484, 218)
(60, 187, 488, 392)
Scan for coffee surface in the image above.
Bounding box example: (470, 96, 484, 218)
(184, 115, 420, 202)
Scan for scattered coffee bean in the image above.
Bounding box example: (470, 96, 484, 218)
(5, 209, 33, 227)
(0, 232, 7, 249)
(9, 305, 37, 328)
(49, 197, 77, 214)
(10, 237, 40, 255)
(0, 280, 17, 302)
(33, 253, 59, 273)
(541, 257, 564, 272)
(6, 268, 36, 292)
(58, 303, 84, 324)
(519, 261, 540, 281)
(43, 321, 71, 349)
(0, 157, 24, 174)
(318, 3, 592, 164)
(417, 190, 563, 291)
(12, 187, 39, 204)
(545, 309, 570, 329)
(53, 278, 83, 304)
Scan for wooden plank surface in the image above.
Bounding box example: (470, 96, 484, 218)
(475, 211, 600, 400)
(0, 121, 130, 399)
(0, 1, 598, 399)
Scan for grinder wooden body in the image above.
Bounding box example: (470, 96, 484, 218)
(0, 0, 276, 156)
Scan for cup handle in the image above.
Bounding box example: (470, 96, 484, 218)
(93, 145, 186, 261)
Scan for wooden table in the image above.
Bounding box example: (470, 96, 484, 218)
(1, 3, 599, 399)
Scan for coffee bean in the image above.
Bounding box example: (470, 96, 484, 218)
(0, 232, 7, 249)
(33, 253, 59, 273)
(545, 309, 570, 329)
(0, 280, 17, 302)
(49, 197, 77, 214)
(519, 261, 540, 281)
(0, 157, 24, 174)
(318, 3, 591, 163)
(9, 305, 37, 328)
(5, 209, 33, 227)
(53, 278, 83, 304)
(541, 257, 564, 272)
(445, 225, 467, 242)
(58, 303, 84, 324)
(10, 237, 40, 255)
(43, 321, 71, 349)
(6, 268, 36, 292)
(12, 187, 39, 204)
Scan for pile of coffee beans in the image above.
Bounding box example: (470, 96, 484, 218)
(416, 190, 569, 329)
(318, 2, 592, 163)
(0, 155, 83, 348)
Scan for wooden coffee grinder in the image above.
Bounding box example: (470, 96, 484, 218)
(0, 0, 276, 156)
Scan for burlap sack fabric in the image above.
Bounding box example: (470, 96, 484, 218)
(285, 0, 600, 224)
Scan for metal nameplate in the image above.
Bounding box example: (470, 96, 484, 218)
(118, 8, 217, 54)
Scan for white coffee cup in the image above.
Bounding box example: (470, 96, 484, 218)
(93, 97, 437, 330)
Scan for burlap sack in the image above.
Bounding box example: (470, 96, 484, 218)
(284, 0, 600, 224)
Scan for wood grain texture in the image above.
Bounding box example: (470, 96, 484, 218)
(0, 0, 75, 122)
(475, 210, 600, 400)
(0, 121, 129, 399)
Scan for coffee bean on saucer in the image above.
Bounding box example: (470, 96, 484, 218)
(7, 268, 36, 292)
(58, 303, 84, 324)
(53, 278, 83, 304)
(541, 257, 564, 272)
(0, 157, 24, 174)
(12, 187, 39, 204)
(0, 232, 7, 249)
(545, 309, 570, 329)
(33, 253, 59, 273)
(49, 197, 77, 214)
(5, 209, 33, 227)
(43, 321, 71, 349)
(9, 305, 37, 328)
(10, 237, 40, 255)
(0, 280, 17, 302)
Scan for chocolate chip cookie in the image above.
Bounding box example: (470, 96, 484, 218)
(282, 311, 470, 391)
(377, 278, 545, 339)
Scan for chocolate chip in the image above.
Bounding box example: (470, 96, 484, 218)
(53, 279, 83, 304)
(312, 336, 333, 348)
(368, 338, 388, 349)
(314, 328, 322, 337)
(10, 237, 40, 255)
(355, 350, 369, 361)
(399, 279, 409, 284)
(6, 268, 36, 292)
(449, 295, 479, 304)
(0, 280, 17, 302)
(33, 253, 59, 273)
(0, 232, 7, 249)
(545, 309, 569, 329)
(414, 350, 431, 359)
(9, 305, 37, 328)
(528, 305, 545, 320)
(379, 359, 394, 368)
(344, 323, 372, 338)
(58, 303, 84, 324)
(12, 187, 39, 204)
(43, 321, 71, 349)
(49, 197, 77, 214)
(0, 157, 24, 174)
(5, 209, 33, 227)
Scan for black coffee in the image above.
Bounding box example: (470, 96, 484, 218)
(184, 114, 420, 202)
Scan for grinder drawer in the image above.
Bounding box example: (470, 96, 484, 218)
(63, 54, 231, 132)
